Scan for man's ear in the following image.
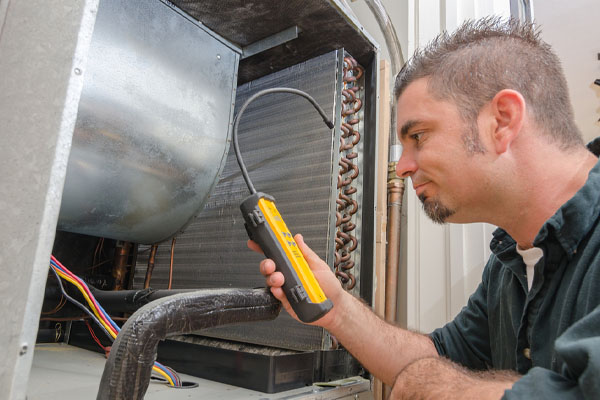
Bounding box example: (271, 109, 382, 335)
(489, 89, 526, 154)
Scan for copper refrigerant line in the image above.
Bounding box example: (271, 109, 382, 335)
(143, 245, 158, 289)
(335, 56, 364, 291)
(168, 237, 176, 289)
(142, 237, 176, 289)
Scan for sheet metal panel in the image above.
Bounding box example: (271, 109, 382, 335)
(0, 1, 99, 397)
(57, 0, 240, 244)
(135, 51, 342, 350)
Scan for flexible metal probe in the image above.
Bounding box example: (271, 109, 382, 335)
(233, 88, 334, 322)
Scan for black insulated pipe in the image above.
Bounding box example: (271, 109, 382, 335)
(88, 286, 198, 314)
(96, 288, 281, 400)
(44, 284, 199, 316)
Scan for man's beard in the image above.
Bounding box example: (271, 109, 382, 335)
(418, 194, 455, 224)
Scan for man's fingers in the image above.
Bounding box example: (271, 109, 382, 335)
(266, 271, 284, 287)
(294, 234, 325, 269)
(261, 259, 283, 287)
(269, 287, 299, 319)
(247, 239, 263, 254)
(270, 286, 286, 301)
(260, 259, 276, 276)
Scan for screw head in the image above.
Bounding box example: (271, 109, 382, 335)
(216, 54, 221, 60)
(74, 67, 82, 75)
(19, 344, 28, 356)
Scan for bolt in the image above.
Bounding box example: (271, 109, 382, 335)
(74, 67, 82, 75)
(217, 54, 221, 60)
(19, 344, 28, 356)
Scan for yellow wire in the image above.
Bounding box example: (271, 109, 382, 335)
(54, 269, 116, 337)
(152, 365, 175, 386)
(52, 266, 175, 386)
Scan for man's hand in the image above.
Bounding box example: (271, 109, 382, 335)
(248, 233, 344, 329)
(250, 233, 444, 387)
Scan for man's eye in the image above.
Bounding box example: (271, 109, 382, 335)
(411, 132, 423, 142)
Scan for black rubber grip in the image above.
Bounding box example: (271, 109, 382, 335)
(241, 192, 332, 323)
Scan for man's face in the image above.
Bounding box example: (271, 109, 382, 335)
(395, 78, 489, 224)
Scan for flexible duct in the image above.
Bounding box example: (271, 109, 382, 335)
(96, 288, 281, 400)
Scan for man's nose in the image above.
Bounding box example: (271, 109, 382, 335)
(395, 150, 417, 178)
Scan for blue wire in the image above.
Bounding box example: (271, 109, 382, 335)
(51, 259, 121, 332)
(50, 257, 180, 386)
(155, 362, 179, 385)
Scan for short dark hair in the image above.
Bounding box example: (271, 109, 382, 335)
(394, 17, 583, 151)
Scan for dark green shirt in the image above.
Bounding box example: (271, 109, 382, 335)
(430, 158, 600, 399)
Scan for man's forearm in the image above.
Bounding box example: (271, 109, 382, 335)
(325, 291, 439, 385)
(391, 357, 520, 400)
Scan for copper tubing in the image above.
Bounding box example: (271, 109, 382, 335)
(167, 237, 176, 289)
(143, 245, 158, 289)
(335, 56, 364, 291)
(112, 242, 131, 291)
(383, 163, 404, 399)
(385, 163, 405, 323)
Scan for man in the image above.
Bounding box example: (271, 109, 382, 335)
(251, 18, 600, 399)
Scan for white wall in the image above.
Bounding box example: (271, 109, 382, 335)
(533, 0, 600, 144)
(348, 1, 409, 78)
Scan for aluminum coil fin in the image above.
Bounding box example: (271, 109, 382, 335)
(57, 0, 240, 244)
(135, 50, 343, 350)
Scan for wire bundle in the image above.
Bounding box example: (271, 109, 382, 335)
(49, 255, 182, 387)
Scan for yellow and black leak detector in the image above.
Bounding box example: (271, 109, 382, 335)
(233, 88, 334, 323)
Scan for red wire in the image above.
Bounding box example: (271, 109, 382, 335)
(55, 256, 179, 385)
(85, 320, 109, 355)
(51, 255, 118, 336)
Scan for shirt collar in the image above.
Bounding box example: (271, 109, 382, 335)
(534, 158, 600, 258)
(490, 228, 516, 262)
(490, 158, 600, 260)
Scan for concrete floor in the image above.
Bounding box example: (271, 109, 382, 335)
(28, 344, 372, 400)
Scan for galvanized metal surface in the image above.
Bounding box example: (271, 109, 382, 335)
(57, 0, 240, 244)
(171, 0, 379, 84)
(242, 26, 301, 60)
(29, 344, 372, 399)
(134, 51, 343, 351)
(0, 1, 98, 399)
